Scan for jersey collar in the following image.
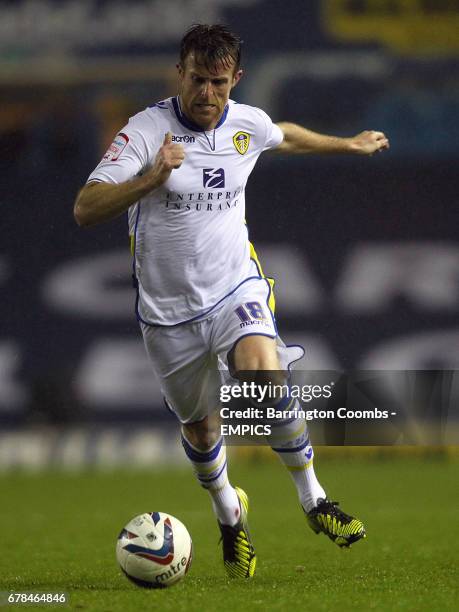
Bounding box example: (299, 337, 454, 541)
(172, 96, 229, 132)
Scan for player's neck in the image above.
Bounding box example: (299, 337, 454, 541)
(177, 95, 225, 132)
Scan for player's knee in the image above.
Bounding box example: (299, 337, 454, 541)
(182, 416, 220, 451)
(232, 350, 278, 372)
(233, 352, 281, 377)
(232, 355, 286, 396)
(231, 336, 279, 374)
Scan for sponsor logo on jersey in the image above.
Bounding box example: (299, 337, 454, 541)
(103, 132, 129, 161)
(172, 134, 195, 143)
(165, 186, 243, 212)
(233, 131, 250, 155)
(203, 168, 225, 188)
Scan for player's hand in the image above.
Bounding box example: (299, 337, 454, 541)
(349, 130, 390, 155)
(149, 132, 185, 186)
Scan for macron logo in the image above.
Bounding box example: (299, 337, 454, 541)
(172, 134, 195, 143)
(203, 168, 225, 188)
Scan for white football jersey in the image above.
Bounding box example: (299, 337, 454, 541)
(87, 96, 283, 325)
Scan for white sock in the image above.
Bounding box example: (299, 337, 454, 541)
(268, 398, 326, 512)
(181, 434, 240, 526)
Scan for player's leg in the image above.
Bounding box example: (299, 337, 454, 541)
(216, 278, 366, 548)
(180, 411, 241, 528)
(140, 321, 246, 571)
(178, 371, 255, 578)
(182, 412, 255, 578)
(232, 334, 326, 512)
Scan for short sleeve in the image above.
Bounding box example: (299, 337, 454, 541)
(87, 112, 154, 185)
(264, 120, 284, 151)
(253, 108, 284, 151)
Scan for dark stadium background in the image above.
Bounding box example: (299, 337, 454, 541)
(1, 0, 458, 467)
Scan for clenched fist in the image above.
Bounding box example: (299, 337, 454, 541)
(350, 130, 390, 155)
(147, 132, 186, 187)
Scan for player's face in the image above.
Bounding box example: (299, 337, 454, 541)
(178, 53, 242, 130)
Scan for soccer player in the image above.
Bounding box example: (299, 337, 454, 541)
(74, 24, 389, 578)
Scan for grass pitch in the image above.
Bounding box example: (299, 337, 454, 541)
(0, 453, 458, 611)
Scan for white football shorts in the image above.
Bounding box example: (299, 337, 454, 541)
(141, 276, 304, 423)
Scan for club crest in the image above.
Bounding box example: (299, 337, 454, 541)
(233, 131, 250, 155)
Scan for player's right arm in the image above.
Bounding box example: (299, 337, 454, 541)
(74, 132, 184, 227)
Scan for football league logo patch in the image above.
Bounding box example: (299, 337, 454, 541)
(233, 131, 250, 155)
(103, 132, 129, 161)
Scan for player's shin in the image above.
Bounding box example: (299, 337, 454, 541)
(266, 396, 326, 512)
(180, 433, 240, 526)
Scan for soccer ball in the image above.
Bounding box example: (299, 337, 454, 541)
(116, 512, 193, 588)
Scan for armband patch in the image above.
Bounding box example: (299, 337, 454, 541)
(103, 132, 129, 161)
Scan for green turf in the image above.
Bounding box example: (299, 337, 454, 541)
(0, 455, 458, 611)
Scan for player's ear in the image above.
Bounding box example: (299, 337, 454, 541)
(177, 63, 184, 80)
(232, 69, 243, 87)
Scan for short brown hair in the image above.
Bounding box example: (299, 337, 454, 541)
(180, 24, 242, 73)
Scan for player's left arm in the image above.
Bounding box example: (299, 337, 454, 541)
(274, 122, 389, 155)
